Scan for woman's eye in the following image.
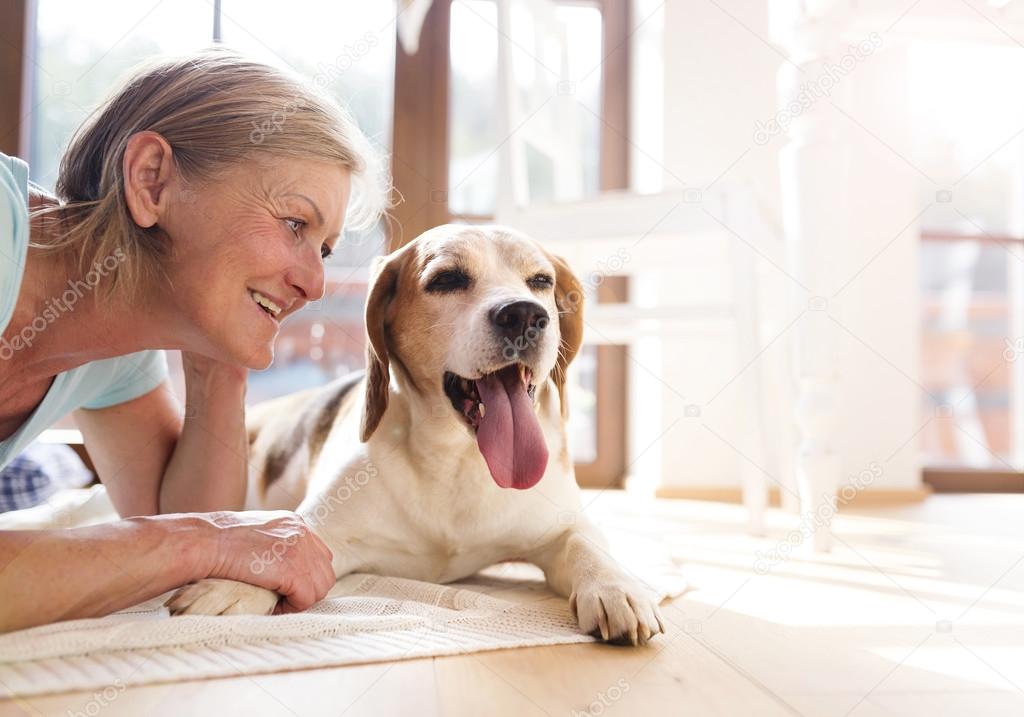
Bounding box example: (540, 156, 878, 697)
(321, 244, 334, 260)
(284, 218, 305, 237)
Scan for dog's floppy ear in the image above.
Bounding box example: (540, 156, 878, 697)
(360, 251, 405, 442)
(548, 252, 584, 418)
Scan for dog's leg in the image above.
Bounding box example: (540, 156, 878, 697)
(165, 577, 279, 616)
(530, 521, 665, 646)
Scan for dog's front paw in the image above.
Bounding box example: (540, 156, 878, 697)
(570, 577, 666, 646)
(165, 578, 279, 616)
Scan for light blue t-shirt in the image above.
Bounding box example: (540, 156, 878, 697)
(0, 152, 168, 470)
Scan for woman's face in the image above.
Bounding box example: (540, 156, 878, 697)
(157, 159, 351, 369)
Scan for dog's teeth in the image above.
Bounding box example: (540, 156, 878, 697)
(478, 402, 485, 417)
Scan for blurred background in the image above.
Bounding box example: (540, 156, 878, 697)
(4, 0, 1024, 502)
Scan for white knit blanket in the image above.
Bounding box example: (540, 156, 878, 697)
(0, 488, 685, 697)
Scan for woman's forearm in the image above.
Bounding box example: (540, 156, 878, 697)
(0, 515, 210, 633)
(160, 366, 248, 513)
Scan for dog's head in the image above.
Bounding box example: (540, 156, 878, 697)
(359, 224, 584, 489)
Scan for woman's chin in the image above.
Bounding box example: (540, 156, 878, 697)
(227, 339, 275, 371)
(246, 346, 275, 371)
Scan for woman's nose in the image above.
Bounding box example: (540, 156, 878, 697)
(285, 251, 326, 303)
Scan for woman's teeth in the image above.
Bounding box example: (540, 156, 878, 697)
(250, 290, 282, 317)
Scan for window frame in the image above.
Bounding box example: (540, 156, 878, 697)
(0, 0, 32, 157)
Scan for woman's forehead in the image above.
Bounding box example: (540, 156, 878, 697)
(245, 161, 350, 218)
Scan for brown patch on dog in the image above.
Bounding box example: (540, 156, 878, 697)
(252, 372, 363, 498)
(545, 250, 584, 418)
(308, 372, 362, 459)
(361, 244, 418, 441)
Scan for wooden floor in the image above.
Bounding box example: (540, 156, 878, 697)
(2, 493, 1023, 717)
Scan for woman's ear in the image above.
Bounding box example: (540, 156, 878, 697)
(122, 131, 175, 229)
(548, 251, 584, 418)
(360, 249, 409, 441)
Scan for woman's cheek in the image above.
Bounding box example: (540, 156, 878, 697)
(233, 225, 290, 264)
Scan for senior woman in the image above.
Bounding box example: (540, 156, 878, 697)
(0, 51, 379, 632)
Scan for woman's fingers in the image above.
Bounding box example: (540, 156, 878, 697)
(204, 509, 336, 612)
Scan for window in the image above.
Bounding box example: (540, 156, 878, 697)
(30, 0, 213, 188)
(910, 39, 1024, 478)
(448, 0, 603, 215)
(29, 0, 395, 408)
(22, 0, 631, 485)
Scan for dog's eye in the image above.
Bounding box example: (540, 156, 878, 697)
(426, 269, 471, 293)
(527, 274, 554, 290)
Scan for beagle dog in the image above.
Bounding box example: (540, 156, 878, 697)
(167, 224, 665, 645)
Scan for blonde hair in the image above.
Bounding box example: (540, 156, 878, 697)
(33, 49, 386, 297)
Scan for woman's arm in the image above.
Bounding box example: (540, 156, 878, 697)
(75, 353, 249, 517)
(0, 511, 336, 633)
(0, 514, 206, 631)
(159, 353, 249, 513)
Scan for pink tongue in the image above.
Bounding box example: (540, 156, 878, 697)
(474, 366, 548, 489)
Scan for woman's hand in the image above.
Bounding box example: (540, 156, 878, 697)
(193, 511, 336, 612)
(180, 350, 249, 387)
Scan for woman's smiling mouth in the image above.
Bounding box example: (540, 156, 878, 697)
(248, 289, 283, 323)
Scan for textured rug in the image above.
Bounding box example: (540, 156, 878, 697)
(0, 487, 685, 697)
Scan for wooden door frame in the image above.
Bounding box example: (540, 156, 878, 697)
(388, 0, 452, 251)
(0, 0, 33, 158)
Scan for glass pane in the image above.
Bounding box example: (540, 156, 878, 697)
(217, 0, 395, 158)
(910, 40, 1024, 471)
(30, 0, 214, 189)
(571, 344, 598, 463)
(921, 240, 1012, 468)
(909, 40, 1024, 237)
(630, 0, 664, 195)
(554, 3, 601, 198)
(449, 0, 501, 215)
(449, 0, 602, 214)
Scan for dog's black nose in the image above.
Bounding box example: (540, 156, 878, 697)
(491, 300, 549, 343)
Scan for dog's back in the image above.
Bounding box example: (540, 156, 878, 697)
(245, 371, 364, 510)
